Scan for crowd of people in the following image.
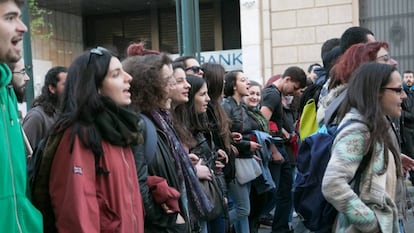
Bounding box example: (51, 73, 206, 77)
(2, 0, 414, 233)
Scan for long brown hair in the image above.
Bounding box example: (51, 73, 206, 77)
(202, 63, 232, 151)
(337, 62, 402, 177)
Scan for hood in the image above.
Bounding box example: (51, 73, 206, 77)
(0, 63, 12, 88)
(316, 83, 348, 125)
(313, 67, 327, 85)
(0, 63, 17, 126)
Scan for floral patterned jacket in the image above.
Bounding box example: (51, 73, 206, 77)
(322, 109, 400, 233)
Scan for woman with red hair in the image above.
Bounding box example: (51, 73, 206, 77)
(328, 41, 397, 91)
(316, 41, 397, 125)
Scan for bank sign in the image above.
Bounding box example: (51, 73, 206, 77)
(171, 49, 243, 71)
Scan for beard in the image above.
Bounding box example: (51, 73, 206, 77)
(7, 53, 21, 64)
(2, 48, 22, 63)
(13, 86, 25, 103)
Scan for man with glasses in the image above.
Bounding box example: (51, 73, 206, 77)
(0, 1, 43, 232)
(7, 58, 29, 103)
(174, 55, 204, 77)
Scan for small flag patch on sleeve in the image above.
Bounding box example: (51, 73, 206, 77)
(73, 165, 83, 175)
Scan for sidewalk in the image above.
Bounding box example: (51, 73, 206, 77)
(259, 181, 414, 233)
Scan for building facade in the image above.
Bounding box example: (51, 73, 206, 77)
(30, 0, 414, 88)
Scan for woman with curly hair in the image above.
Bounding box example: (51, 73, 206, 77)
(123, 42, 213, 233)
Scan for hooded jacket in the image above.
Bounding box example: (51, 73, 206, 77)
(316, 83, 348, 126)
(0, 63, 43, 232)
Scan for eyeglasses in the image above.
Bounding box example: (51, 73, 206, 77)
(376, 54, 391, 63)
(382, 87, 404, 94)
(12, 69, 26, 75)
(185, 66, 204, 74)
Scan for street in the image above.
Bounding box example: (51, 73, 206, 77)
(259, 181, 414, 233)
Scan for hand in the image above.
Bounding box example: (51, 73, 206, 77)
(161, 203, 175, 214)
(231, 145, 239, 157)
(281, 128, 290, 141)
(271, 150, 285, 164)
(188, 153, 200, 166)
(232, 132, 242, 142)
(401, 153, 414, 173)
(253, 154, 262, 162)
(195, 159, 212, 181)
(217, 149, 229, 164)
(215, 160, 225, 170)
(250, 141, 262, 151)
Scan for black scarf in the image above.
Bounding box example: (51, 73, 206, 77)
(94, 97, 142, 147)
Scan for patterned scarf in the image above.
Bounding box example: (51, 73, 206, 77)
(151, 109, 213, 218)
(246, 106, 270, 132)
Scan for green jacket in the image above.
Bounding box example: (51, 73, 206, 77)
(0, 64, 43, 233)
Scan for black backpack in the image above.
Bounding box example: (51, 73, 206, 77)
(299, 83, 323, 116)
(28, 133, 63, 233)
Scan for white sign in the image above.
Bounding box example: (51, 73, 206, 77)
(171, 49, 243, 71)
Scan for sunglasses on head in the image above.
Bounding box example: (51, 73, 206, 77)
(88, 46, 110, 64)
(185, 66, 204, 73)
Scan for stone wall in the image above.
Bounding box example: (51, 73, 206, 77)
(270, 0, 356, 76)
(241, 0, 358, 83)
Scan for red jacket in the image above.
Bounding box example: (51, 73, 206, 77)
(49, 130, 144, 233)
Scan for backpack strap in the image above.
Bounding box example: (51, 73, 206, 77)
(324, 89, 347, 125)
(31, 132, 64, 232)
(23, 130, 33, 158)
(141, 114, 158, 163)
(333, 118, 361, 136)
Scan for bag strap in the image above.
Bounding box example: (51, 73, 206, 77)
(324, 89, 347, 125)
(141, 114, 158, 163)
(333, 118, 363, 137)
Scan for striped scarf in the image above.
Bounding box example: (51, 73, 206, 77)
(246, 106, 270, 132)
(151, 109, 213, 218)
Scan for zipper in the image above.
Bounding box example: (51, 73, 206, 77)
(121, 148, 137, 232)
(2, 103, 23, 233)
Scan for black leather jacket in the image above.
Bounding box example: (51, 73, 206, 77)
(221, 96, 253, 158)
(133, 117, 191, 233)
